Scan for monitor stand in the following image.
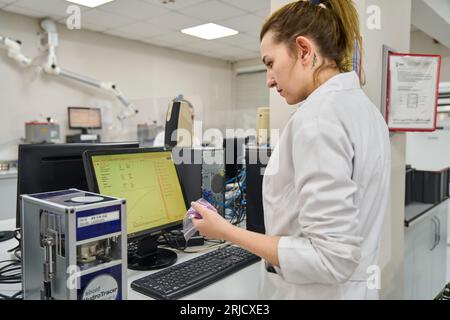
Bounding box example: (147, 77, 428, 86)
(0, 230, 14, 243)
(66, 129, 100, 143)
(128, 234, 177, 271)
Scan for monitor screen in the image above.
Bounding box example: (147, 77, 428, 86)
(68, 107, 102, 129)
(16, 142, 139, 228)
(87, 149, 187, 240)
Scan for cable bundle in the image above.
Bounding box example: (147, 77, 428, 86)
(0, 229, 22, 300)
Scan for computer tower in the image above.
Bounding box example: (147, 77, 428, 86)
(223, 137, 246, 181)
(245, 147, 272, 234)
(172, 147, 225, 216)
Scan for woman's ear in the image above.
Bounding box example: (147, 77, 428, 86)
(295, 36, 314, 65)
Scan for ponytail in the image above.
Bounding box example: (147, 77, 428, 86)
(326, 0, 362, 72)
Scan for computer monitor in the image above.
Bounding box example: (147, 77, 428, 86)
(68, 107, 102, 134)
(16, 142, 139, 228)
(83, 148, 188, 271)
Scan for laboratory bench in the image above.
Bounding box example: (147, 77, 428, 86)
(0, 218, 261, 300)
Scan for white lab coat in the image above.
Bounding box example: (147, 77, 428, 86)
(260, 71, 391, 300)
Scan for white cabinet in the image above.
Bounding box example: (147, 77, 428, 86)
(404, 200, 448, 300)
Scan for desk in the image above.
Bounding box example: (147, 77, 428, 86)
(0, 218, 261, 300)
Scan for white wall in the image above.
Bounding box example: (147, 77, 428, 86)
(231, 58, 269, 131)
(410, 30, 450, 82)
(269, 0, 412, 299)
(0, 10, 234, 160)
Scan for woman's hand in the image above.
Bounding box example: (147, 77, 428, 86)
(191, 202, 235, 241)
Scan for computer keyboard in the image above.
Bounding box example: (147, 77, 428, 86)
(131, 245, 260, 300)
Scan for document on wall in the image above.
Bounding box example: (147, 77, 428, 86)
(387, 53, 441, 131)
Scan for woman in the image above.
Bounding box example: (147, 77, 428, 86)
(192, 0, 390, 300)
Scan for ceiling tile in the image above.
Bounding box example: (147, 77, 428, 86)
(213, 45, 254, 56)
(141, 0, 208, 11)
(181, 0, 246, 21)
(218, 0, 270, 12)
(0, 0, 17, 7)
(190, 39, 229, 51)
(145, 11, 203, 31)
(215, 33, 260, 50)
(80, 9, 134, 29)
(141, 37, 177, 48)
(12, 0, 88, 19)
(1, 0, 271, 61)
(254, 8, 270, 19)
(99, 0, 170, 20)
(106, 21, 170, 38)
(147, 31, 206, 46)
(173, 44, 208, 55)
(220, 14, 264, 32)
(104, 29, 143, 41)
(79, 21, 110, 32)
(1, 4, 47, 18)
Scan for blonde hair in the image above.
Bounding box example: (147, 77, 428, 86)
(260, 0, 362, 82)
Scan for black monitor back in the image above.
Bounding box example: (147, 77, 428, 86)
(16, 142, 139, 228)
(171, 147, 202, 205)
(245, 147, 272, 234)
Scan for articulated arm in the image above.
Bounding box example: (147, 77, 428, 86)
(51, 67, 138, 120)
(40, 19, 138, 120)
(1, 19, 138, 120)
(0, 35, 32, 67)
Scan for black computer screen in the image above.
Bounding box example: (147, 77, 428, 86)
(16, 142, 139, 228)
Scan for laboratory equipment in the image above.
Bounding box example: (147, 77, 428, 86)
(21, 189, 127, 300)
(25, 119, 60, 144)
(164, 96, 194, 148)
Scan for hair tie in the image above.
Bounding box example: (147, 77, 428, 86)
(310, 0, 327, 8)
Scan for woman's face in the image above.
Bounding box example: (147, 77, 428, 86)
(260, 31, 314, 105)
